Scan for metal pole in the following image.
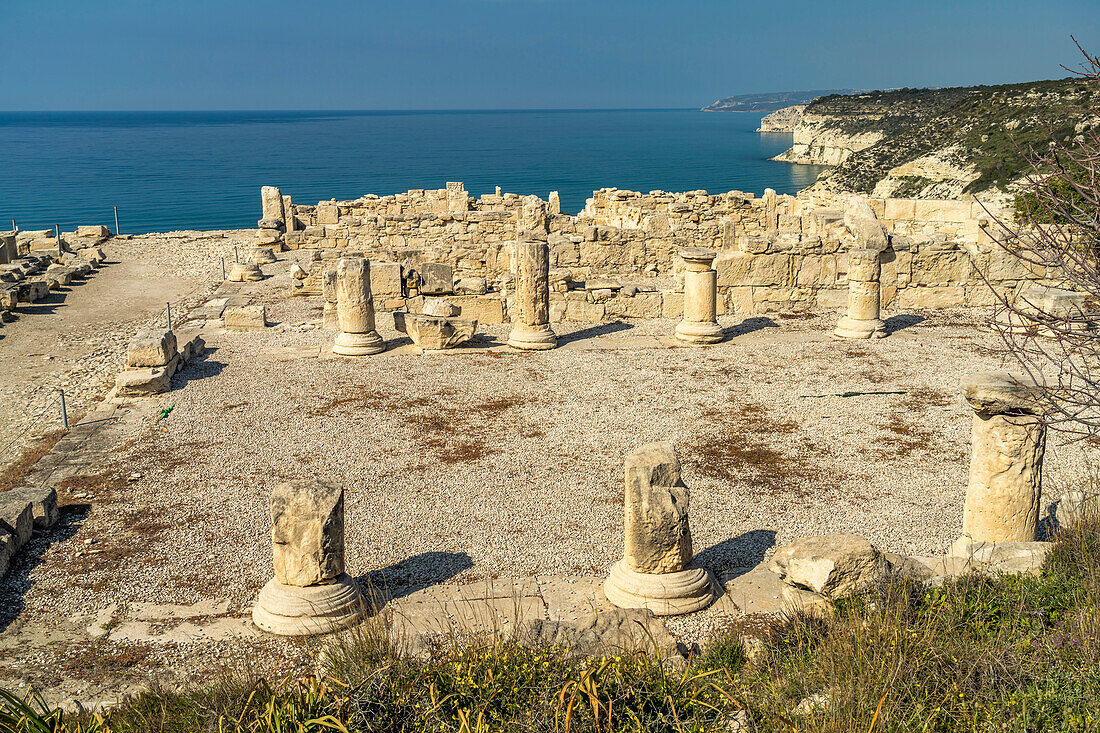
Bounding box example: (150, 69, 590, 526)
(59, 390, 69, 430)
(166, 302, 173, 331)
(221, 258, 226, 280)
(114, 206, 120, 236)
(10, 219, 15, 233)
(234, 246, 239, 263)
(54, 224, 61, 258)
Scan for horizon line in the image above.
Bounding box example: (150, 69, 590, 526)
(0, 107, 721, 114)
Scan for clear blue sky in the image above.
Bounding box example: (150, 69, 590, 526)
(2, 0, 1097, 110)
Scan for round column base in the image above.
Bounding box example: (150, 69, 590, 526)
(252, 574, 368, 636)
(507, 325, 557, 350)
(603, 560, 717, 616)
(833, 316, 886, 340)
(333, 330, 386, 355)
(675, 320, 724, 345)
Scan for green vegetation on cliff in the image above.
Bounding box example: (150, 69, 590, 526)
(808, 78, 1098, 195)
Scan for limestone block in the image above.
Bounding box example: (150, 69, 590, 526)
(114, 365, 172, 396)
(224, 305, 268, 331)
(452, 295, 505, 324)
(76, 247, 106, 263)
(607, 292, 662, 319)
(422, 298, 460, 317)
(565, 299, 606, 322)
(912, 250, 971, 284)
(1, 487, 58, 530)
(950, 541, 1052, 577)
(393, 312, 477, 351)
(1055, 489, 1100, 530)
(420, 262, 453, 295)
(270, 479, 345, 587)
(261, 186, 285, 223)
(316, 203, 340, 225)
(17, 279, 48, 302)
(0, 498, 34, 548)
(661, 292, 684, 318)
(622, 443, 692, 574)
(126, 329, 178, 368)
(796, 255, 839, 288)
(846, 249, 881, 282)
(896, 286, 965, 308)
(714, 252, 793, 287)
(370, 262, 403, 300)
(769, 533, 882, 598)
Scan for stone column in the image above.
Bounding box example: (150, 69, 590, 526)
(955, 373, 1046, 550)
(333, 257, 385, 355)
(252, 480, 366, 636)
(674, 248, 723, 345)
(321, 268, 338, 330)
(834, 249, 886, 339)
(507, 241, 557, 350)
(604, 442, 717, 616)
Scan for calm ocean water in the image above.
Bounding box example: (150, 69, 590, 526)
(0, 110, 826, 235)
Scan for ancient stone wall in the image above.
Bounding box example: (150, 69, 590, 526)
(267, 182, 1047, 320)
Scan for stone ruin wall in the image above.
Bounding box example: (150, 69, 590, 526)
(267, 182, 1046, 322)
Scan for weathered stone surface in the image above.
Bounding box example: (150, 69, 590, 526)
(422, 298, 460, 317)
(0, 530, 14, 578)
(958, 372, 1045, 547)
(522, 607, 677, 657)
(454, 277, 488, 295)
(622, 442, 691, 574)
(0, 498, 34, 548)
(228, 262, 264, 282)
(843, 198, 888, 251)
(252, 574, 365, 636)
(1055, 489, 1100, 531)
(114, 366, 172, 396)
(2, 487, 58, 530)
(393, 312, 477, 351)
(769, 533, 882, 598)
(370, 262, 403, 300)
(290, 263, 308, 280)
(261, 186, 285, 224)
(420, 262, 453, 295)
(224, 305, 268, 331)
(126, 329, 178, 368)
(249, 247, 277, 265)
(950, 541, 1052, 577)
(270, 479, 345, 587)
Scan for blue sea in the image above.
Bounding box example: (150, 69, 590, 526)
(0, 110, 825, 235)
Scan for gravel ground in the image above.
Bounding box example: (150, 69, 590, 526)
(0, 231, 253, 476)
(3, 256, 1096, 696)
(16, 269, 1096, 616)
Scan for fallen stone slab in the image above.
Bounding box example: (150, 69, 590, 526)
(127, 329, 178, 368)
(114, 364, 173, 396)
(769, 533, 884, 599)
(17, 279, 48, 302)
(224, 305, 268, 331)
(0, 498, 34, 549)
(2, 486, 59, 530)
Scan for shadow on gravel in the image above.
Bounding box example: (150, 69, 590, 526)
(884, 313, 926, 334)
(694, 529, 777, 580)
(0, 503, 90, 634)
(355, 551, 475, 610)
(18, 290, 69, 316)
(556, 321, 633, 344)
(170, 348, 226, 389)
(725, 316, 778, 338)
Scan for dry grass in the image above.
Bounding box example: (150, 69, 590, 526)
(0, 429, 67, 492)
(683, 399, 831, 497)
